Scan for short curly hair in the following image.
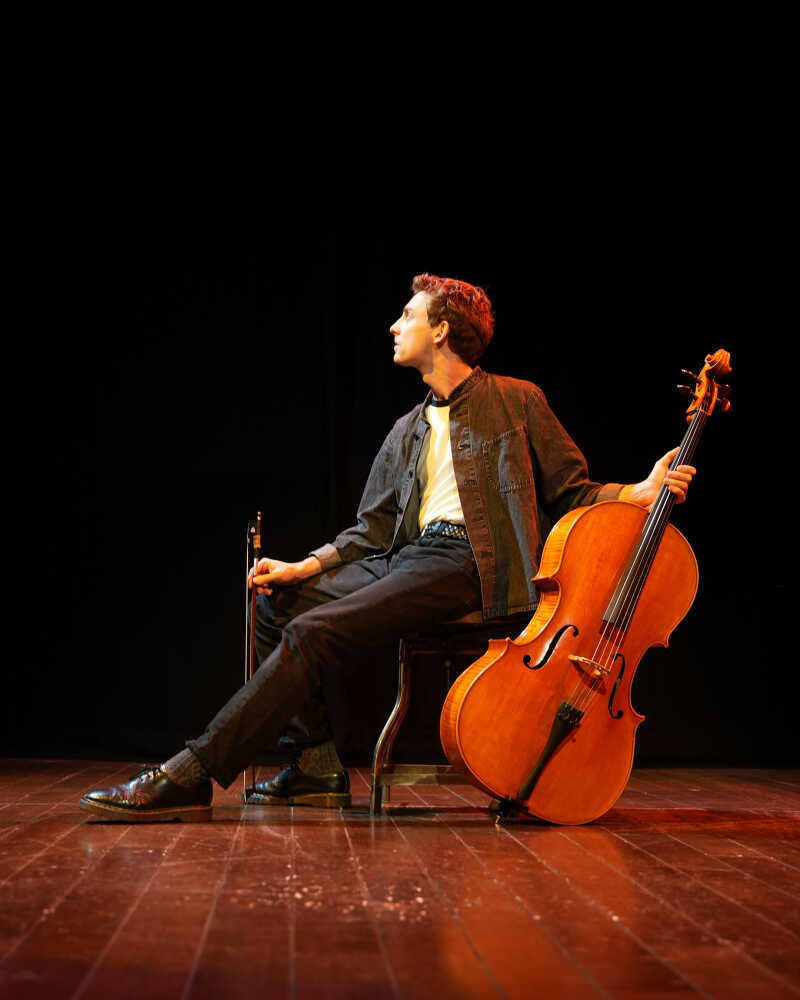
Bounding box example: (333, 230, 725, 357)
(412, 273, 494, 366)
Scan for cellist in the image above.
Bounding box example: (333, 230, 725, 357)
(79, 273, 695, 822)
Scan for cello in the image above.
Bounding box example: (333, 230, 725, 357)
(440, 350, 732, 824)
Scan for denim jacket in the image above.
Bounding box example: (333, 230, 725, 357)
(311, 367, 621, 619)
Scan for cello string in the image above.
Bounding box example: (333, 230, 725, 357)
(580, 422, 705, 716)
(576, 472, 683, 706)
(574, 404, 708, 714)
(581, 473, 684, 707)
(599, 405, 704, 637)
(567, 479, 675, 712)
(611, 406, 706, 638)
(581, 479, 677, 699)
(602, 417, 698, 632)
(570, 623, 617, 711)
(565, 394, 711, 716)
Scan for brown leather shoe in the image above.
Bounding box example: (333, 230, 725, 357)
(80, 767, 213, 822)
(244, 761, 351, 808)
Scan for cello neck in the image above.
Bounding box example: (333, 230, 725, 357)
(602, 349, 731, 631)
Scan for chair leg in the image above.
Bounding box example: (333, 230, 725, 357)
(370, 639, 413, 815)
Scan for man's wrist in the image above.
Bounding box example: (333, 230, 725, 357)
(618, 483, 646, 507)
(308, 543, 341, 571)
(303, 555, 323, 576)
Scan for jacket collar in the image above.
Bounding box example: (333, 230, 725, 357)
(422, 366, 485, 409)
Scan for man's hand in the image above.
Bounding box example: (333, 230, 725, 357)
(248, 556, 323, 596)
(619, 447, 696, 511)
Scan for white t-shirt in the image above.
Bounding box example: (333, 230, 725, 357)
(418, 402, 465, 530)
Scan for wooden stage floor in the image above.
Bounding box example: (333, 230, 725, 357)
(0, 760, 797, 999)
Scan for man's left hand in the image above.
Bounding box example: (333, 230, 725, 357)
(619, 448, 696, 510)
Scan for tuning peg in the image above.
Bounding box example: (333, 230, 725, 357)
(677, 384, 695, 398)
(718, 384, 732, 397)
(681, 369, 700, 382)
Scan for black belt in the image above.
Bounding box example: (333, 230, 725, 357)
(421, 521, 469, 541)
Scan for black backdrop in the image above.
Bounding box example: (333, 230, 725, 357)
(5, 221, 789, 768)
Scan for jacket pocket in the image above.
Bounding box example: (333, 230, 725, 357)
(482, 425, 535, 494)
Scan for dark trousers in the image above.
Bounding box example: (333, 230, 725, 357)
(188, 536, 482, 788)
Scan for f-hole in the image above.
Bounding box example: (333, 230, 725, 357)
(523, 624, 579, 671)
(608, 653, 626, 719)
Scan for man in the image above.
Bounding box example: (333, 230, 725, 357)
(80, 274, 695, 821)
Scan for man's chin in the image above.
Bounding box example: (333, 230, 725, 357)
(393, 352, 419, 371)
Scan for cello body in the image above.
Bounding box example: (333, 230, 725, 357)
(440, 499, 698, 825)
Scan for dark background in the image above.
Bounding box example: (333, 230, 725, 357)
(5, 215, 789, 769)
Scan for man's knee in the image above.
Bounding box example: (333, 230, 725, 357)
(279, 610, 347, 672)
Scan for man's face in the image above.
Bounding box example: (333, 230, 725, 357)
(390, 291, 437, 371)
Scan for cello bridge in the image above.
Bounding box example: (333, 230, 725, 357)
(568, 654, 610, 678)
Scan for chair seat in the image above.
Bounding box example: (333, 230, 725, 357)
(411, 610, 529, 631)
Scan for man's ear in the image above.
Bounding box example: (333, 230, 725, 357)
(432, 320, 449, 346)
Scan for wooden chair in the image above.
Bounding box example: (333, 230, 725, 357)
(369, 612, 529, 814)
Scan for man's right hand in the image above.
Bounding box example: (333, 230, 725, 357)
(248, 556, 323, 596)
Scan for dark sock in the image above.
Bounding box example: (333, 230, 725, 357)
(297, 740, 343, 776)
(161, 748, 209, 788)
